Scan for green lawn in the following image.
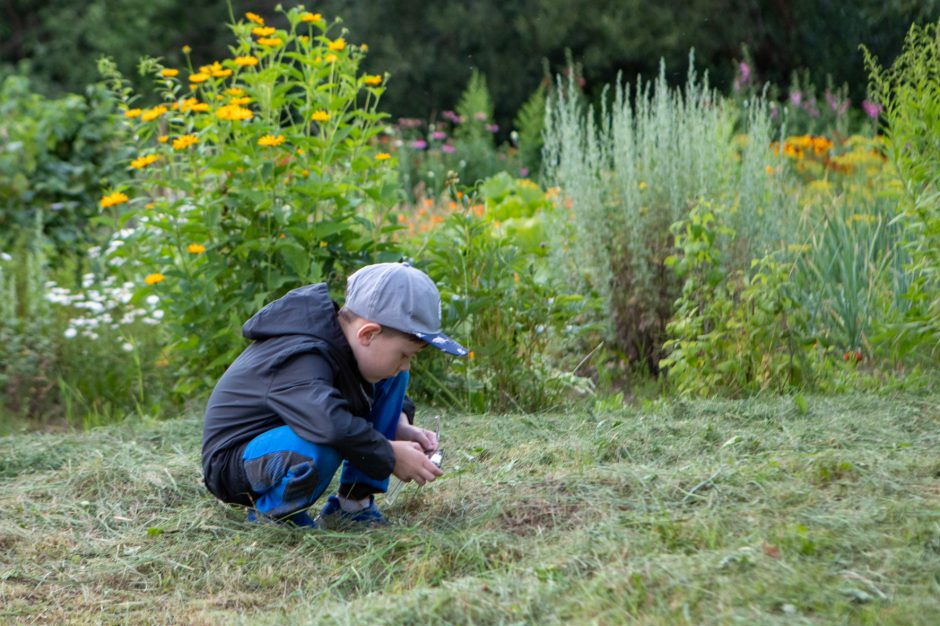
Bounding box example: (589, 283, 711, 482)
(2, 393, 939, 624)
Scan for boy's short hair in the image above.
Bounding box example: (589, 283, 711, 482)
(337, 306, 426, 346)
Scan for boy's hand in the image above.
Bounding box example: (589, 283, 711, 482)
(390, 440, 443, 485)
(395, 422, 439, 453)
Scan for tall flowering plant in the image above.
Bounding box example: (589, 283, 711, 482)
(97, 6, 402, 392)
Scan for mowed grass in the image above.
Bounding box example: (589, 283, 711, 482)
(1, 393, 939, 624)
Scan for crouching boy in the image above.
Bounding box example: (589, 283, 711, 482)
(201, 262, 467, 528)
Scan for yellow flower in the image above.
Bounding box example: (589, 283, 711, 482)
(160, 68, 179, 77)
(360, 43, 369, 52)
(257, 37, 282, 47)
(130, 154, 159, 169)
(234, 56, 258, 66)
(145, 202, 154, 209)
(144, 273, 165, 285)
(311, 110, 330, 122)
(189, 72, 210, 83)
(638, 181, 648, 190)
(362, 74, 382, 86)
(187, 243, 206, 254)
(319, 240, 328, 248)
(468, 351, 475, 361)
(324, 54, 337, 64)
(245, 12, 264, 25)
(124, 108, 142, 118)
(99, 191, 129, 208)
(208, 61, 232, 78)
(216, 104, 253, 121)
(226, 87, 245, 95)
(229, 96, 252, 105)
(251, 26, 276, 37)
(172, 134, 199, 150)
(158, 135, 169, 143)
(328, 38, 346, 51)
(182, 45, 192, 54)
(298, 35, 309, 44)
(140, 105, 168, 122)
(258, 134, 285, 147)
(301, 12, 321, 22)
(765, 165, 775, 175)
(375, 152, 391, 161)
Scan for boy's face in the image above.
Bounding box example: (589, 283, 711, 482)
(350, 323, 426, 383)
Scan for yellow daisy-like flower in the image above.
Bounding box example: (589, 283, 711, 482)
(182, 45, 192, 54)
(301, 12, 322, 22)
(160, 68, 179, 77)
(362, 74, 382, 86)
(328, 38, 346, 51)
(172, 134, 199, 150)
(144, 273, 165, 285)
(145, 202, 154, 209)
(100, 191, 129, 208)
(187, 243, 206, 254)
(140, 105, 168, 122)
(189, 72, 210, 83)
(311, 110, 330, 122)
(257, 37, 282, 47)
(157, 135, 169, 143)
(245, 12, 264, 25)
(375, 152, 391, 161)
(226, 87, 245, 96)
(251, 26, 276, 37)
(216, 105, 253, 121)
(257, 134, 285, 147)
(209, 63, 232, 78)
(233, 56, 258, 67)
(130, 154, 159, 169)
(229, 96, 252, 105)
(124, 108, 142, 118)
(325, 54, 337, 64)
(360, 43, 369, 52)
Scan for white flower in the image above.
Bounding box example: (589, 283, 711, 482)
(0, 252, 12, 262)
(121, 342, 134, 352)
(64, 328, 78, 339)
(152, 309, 164, 320)
(146, 295, 160, 306)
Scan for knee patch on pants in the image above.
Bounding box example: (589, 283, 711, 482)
(245, 450, 319, 498)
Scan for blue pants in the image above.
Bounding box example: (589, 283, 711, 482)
(241, 371, 408, 519)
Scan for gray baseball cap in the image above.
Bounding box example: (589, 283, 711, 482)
(345, 262, 468, 356)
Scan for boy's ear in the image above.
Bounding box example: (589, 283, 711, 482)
(355, 321, 382, 345)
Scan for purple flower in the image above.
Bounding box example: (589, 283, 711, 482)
(431, 130, 447, 140)
(441, 143, 455, 154)
(398, 117, 424, 129)
(442, 110, 463, 124)
(802, 97, 819, 118)
(733, 62, 751, 91)
(519, 167, 529, 177)
(473, 112, 488, 122)
(410, 139, 428, 150)
(789, 90, 802, 107)
(770, 103, 779, 119)
(862, 99, 882, 119)
(486, 124, 499, 133)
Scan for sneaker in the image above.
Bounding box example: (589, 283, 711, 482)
(247, 508, 318, 528)
(314, 495, 388, 529)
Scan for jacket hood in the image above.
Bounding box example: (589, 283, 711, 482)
(242, 283, 347, 349)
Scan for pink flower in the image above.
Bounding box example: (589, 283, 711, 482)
(486, 124, 499, 133)
(441, 143, 455, 153)
(519, 167, 529, 177)
(862, 100, 882, 119)
(431, 131, 447, 140)
(789, 90, 802, 107)
(473, 112, 487, 122)
(442, 110, 463, 124)
(410, 139, 428, 150)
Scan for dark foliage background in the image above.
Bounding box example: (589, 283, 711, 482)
(3, 0, 938, 132)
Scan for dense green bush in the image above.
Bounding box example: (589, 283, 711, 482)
(0, 75, 129, 252)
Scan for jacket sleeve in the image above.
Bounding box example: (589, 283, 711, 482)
(265, 352, 395, 480)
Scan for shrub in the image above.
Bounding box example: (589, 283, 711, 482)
(407, 175, 594, 413)
(863, 19, 940, 359)
(0, 75, 129, 252)
(97, 6, 403, 393)
(543, 57, 791, 374)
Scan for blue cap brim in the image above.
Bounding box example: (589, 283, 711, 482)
(413, 331, 469, 356)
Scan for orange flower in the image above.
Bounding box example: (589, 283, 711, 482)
(328, 38, 346, 51)
(187, 243, 206, 254)
(251, 26, 276, 37)
(124, 108, 142, 118)
(257, 37, 282, 47)
(160, 68, 179, 77)
(100, 191, 129, 208)
(245, 12, 264, 25)
(311, 110, 330, 122)
(234, 56, 258, 66)
(375, 152, 391, 161)
(144, 273, 165, 285)
(362, 74, 382, 86)
(301, 12, 322, 23)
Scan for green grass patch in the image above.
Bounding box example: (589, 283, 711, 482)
(1, 394, 939, 623)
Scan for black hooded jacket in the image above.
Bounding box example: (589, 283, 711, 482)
(201, 283, 414, 505)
